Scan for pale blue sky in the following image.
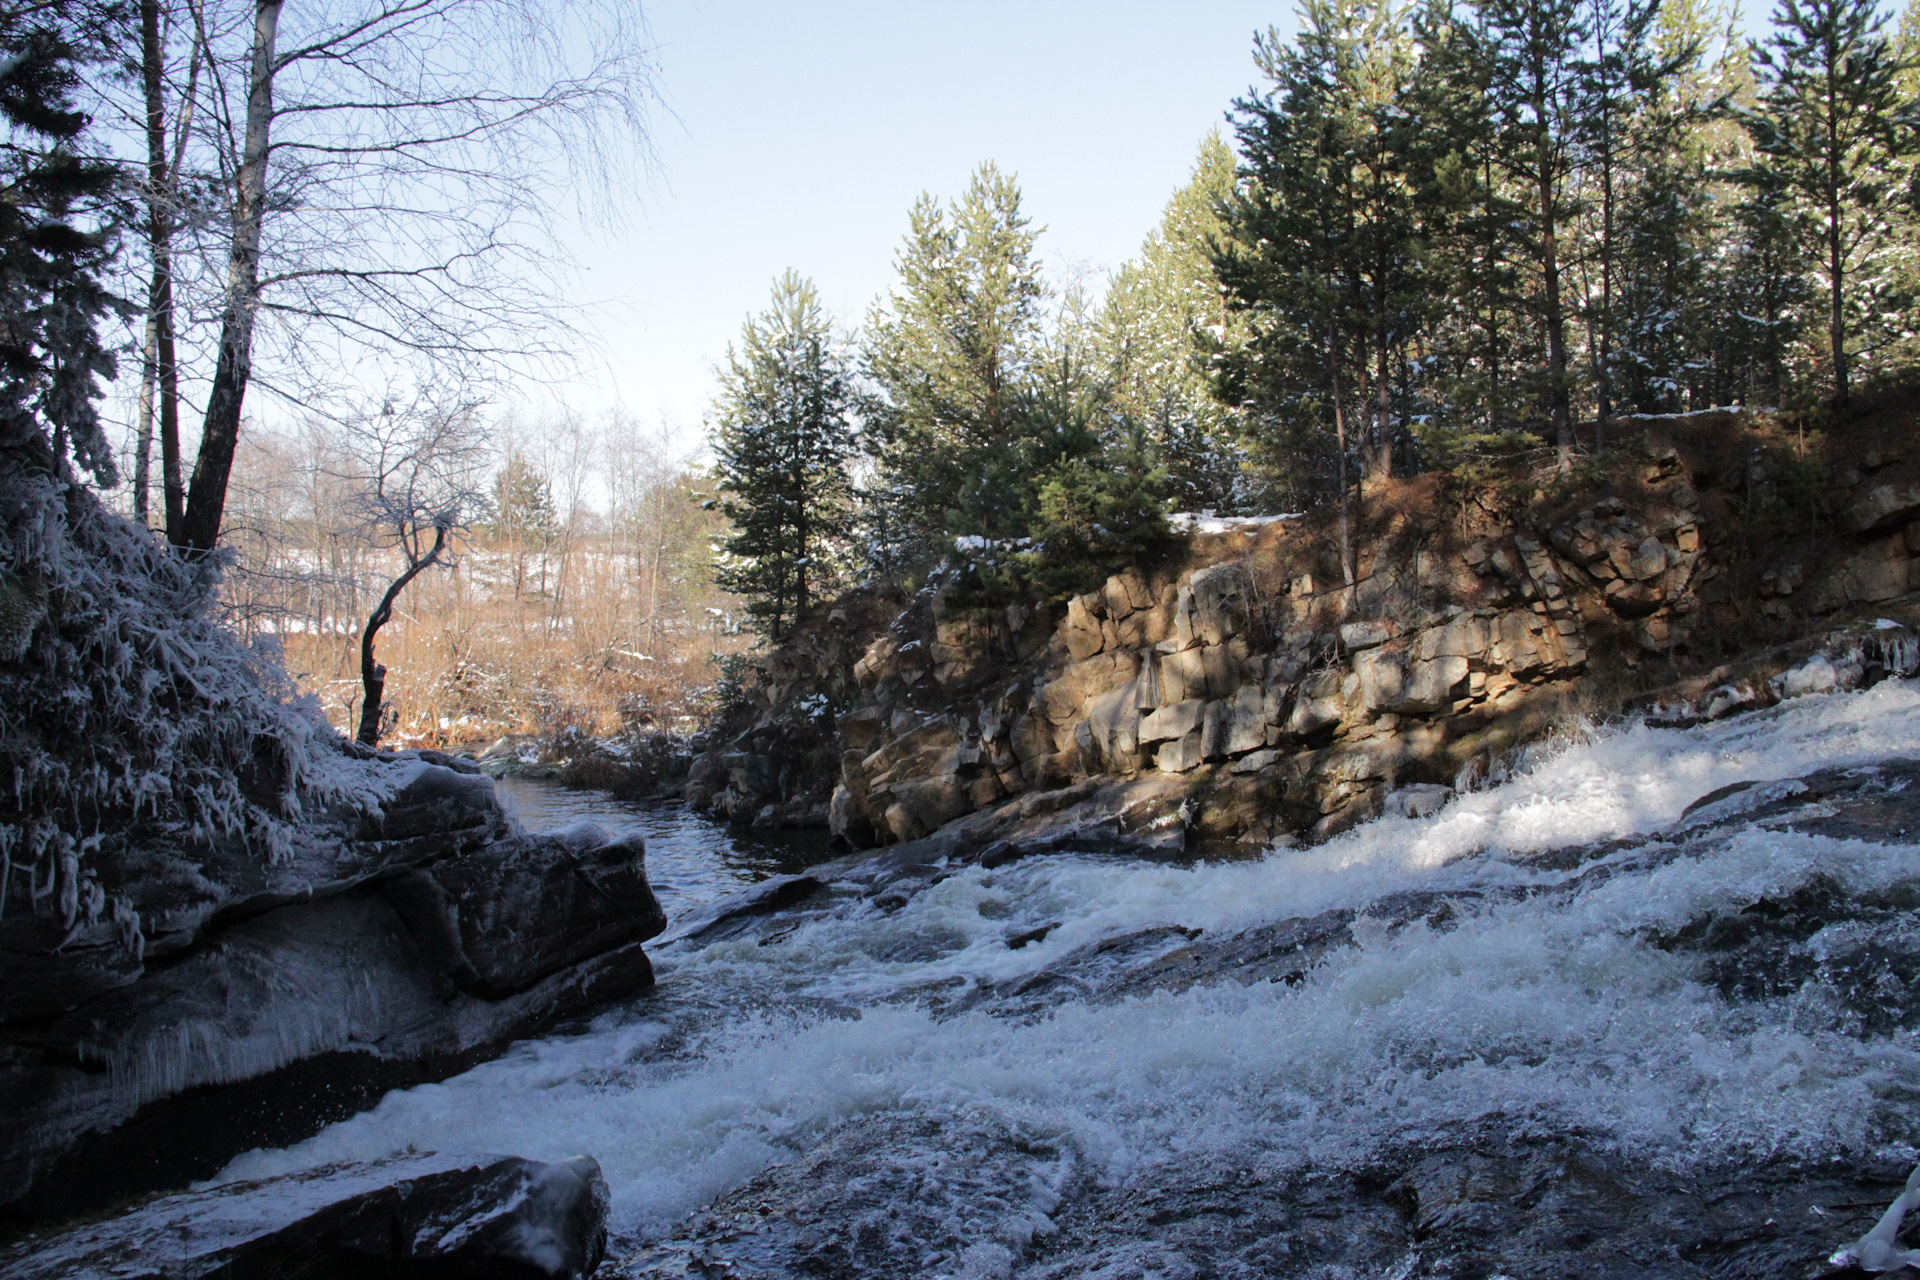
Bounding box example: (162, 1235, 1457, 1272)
(548, 1, 1286, 451)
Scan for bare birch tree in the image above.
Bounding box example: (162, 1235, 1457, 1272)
(129, 0, 655, 553)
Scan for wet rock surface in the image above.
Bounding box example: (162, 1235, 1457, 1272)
(0, 764, 667, 1221)
(2, 1151, 611, 1280)
(610, 755, 1920, 1279)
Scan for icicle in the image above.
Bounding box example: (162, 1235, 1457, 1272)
(56, 836, 78, 930)
(1831, 1164, 1920, 1272)
(110, 896, 144, 962)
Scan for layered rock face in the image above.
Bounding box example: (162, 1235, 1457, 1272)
(833, 492, 1726, 850)
(0, 752, 666, 1220)
(705, 414, 1920, 855)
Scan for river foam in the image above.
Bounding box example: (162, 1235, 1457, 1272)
(219, 680, 1920, 1242)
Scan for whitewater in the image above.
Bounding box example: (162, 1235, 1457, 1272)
(218, 679, 1920, 1254)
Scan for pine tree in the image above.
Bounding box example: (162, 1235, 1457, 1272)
(0, 3, 125, 488)
(1576, 0, 1676, 443)
(1470, 0, 1594, 467)
(1101, 132, 1251, 513)
(1406, 1, 1536, 459)
(1743, 0, 1918, 407)
(1602, 0, 1731, 414)
(1218, 38, 1351, 593)
(711, 271, 855, 640)
(862, 163, 1047, 567)
(489, 452, 558, 599)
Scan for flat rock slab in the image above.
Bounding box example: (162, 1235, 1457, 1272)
(3, 1151, 609, 1280)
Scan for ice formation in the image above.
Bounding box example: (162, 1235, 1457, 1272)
(0, 468, 362, 942)
(1834, 1163, 1920, 1272)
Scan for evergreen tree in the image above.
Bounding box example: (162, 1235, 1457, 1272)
(1101, 133, 1252, 513)
(1575, 0, 1674, 442)
(488, 451, 558, 599)
(711, 271, 854, 640)
(1743, 0, 1919, 406)
(862, 163, 1047, 568)
(1602, 0, 1726, 414)
(1218, 50, 1353, 590)
(1406, 0, 1536, 459)
(1335, 0, 1424, 480)
(0, 2, 125, 488)
(1470, 0, 1594, 467)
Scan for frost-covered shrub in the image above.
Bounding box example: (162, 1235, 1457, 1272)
(0, 455, 339, 934)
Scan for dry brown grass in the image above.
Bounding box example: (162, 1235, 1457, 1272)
(215, 420, 752, 748)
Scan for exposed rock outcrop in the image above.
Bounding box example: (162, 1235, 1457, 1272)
(0, 755, 666, 1220)
(2, 1151, 610, 1280)
(711, 411, 1920, 855)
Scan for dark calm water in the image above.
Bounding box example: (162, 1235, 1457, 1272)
(491, 777, 839, 915)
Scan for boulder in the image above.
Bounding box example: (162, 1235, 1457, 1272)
(1060, 593, 1105, 660)
(1837, 534, 1913, 604)
(0, 824, 664, 1214)
(1199, 699, 1235, 761)
(1842, 481, 1920, 534)
(1222, 684, 1270, 756)
(1083, 687, 1142, 773)
(1038, 653, 1139, 724)
(860, 719, 963, 784)
(1626, 536, 1669, 581)
(1103, 571, 1154, 618)
(1159, 643, 1236, 701)
(1288, 669, 1347, 737)
(1356, 648, 1468, 715)
(1, 1152, 609, 1280)
(1418, 613, 1488, 661)
(1139, 698, 1206, 746)
(1155, 730, 1206, 774)
(1186, 563, 1254, 646)
(412, 824, 666, 998)
(1338, 619, 1394, 651)
(1381, 784, 1452, 819)
(885, 774, 972, 835)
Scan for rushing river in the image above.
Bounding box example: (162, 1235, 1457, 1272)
(490, 777, 839, 913)
(220, 682, 1920, 1271)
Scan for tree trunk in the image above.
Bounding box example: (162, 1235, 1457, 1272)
(357, 525, 449, 746)
(1328, 331, 1356, 618)
(1828, 194, 1848, 408)
(1539, 153, 1573, 470)
(134, 318, 157, 526)
(1374, 326, 1393, 481)
(1595, 148, 1614, 455)
(139, 0, 188, 540)
(179, 0, 282, 554)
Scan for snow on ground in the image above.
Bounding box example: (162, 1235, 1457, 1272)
(1166, 512, 1301, 535)
(220, 680, 1920, 1240)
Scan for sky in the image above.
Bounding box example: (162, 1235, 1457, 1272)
(536, 1, 1287, 457)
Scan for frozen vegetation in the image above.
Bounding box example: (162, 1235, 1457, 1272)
(219, 678, 1920, 1270)
(0, 469, 353, 940)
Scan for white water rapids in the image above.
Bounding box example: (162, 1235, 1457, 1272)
(219, 681, 1920, 1250)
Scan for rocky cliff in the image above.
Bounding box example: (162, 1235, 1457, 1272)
(700, 407, 1920, 855)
